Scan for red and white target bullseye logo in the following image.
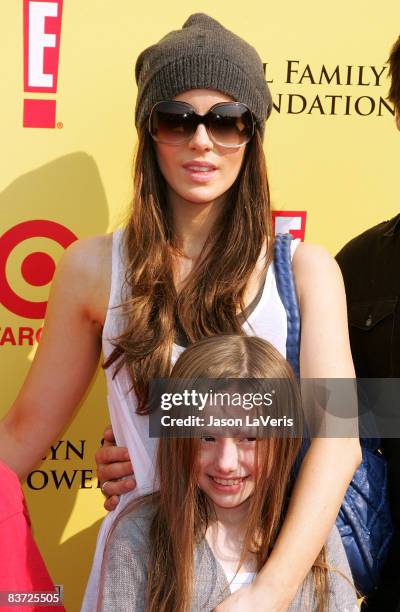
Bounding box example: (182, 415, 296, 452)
(0, 220, 77, 319)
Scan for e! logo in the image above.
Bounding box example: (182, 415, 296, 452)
(272, 211, 307, 241)
(23, 0, 63, 128)
(0, 220, 77, 319)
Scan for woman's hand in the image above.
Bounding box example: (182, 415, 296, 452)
(214, 581, 288, 612)
(96, 425, 136, 511)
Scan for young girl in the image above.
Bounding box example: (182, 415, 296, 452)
(0, 13, 361, 611)
(99, 335, 358, 612)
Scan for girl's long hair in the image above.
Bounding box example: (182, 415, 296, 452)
(103, 126, 273, 413)
(143, 335, 329, 612)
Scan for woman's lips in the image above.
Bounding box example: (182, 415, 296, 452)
(182, 162, 217, 183)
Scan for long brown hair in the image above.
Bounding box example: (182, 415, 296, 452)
(143, 335, 329, 612)
(103, 125, 273, 413)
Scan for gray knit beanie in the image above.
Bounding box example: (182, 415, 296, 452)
(135, 13, 272, 135)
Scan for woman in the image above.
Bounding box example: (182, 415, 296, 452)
(0, 13, 360, 612)
(99, 335, 358, 612)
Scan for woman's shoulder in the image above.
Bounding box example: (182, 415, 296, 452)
(292, 242, 339, 272)
(291, 242, 344, 303)
(57, 232, 113, 326)
(62, 232, 113, 271)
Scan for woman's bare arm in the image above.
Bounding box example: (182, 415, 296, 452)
(0, 235, 111, 479)
(215, 243, 362, 611)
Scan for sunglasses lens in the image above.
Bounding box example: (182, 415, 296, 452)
(209, 104, 254, 147)
(149, 101, 195, 144)
(149, 101, 254, 147)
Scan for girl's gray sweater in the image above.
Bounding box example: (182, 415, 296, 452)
(98, 501, 358, 612)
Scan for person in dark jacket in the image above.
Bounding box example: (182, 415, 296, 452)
(336, 35, 400, 612)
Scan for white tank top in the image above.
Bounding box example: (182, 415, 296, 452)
(82, 228, 300, 611)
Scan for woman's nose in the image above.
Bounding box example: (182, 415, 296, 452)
(214, 439, 239, 473)
(188, 123, 214, 150)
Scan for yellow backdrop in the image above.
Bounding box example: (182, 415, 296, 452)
(1, 2, 399, 610)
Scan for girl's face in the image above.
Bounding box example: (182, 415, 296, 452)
(154, 89, 247, 207)
(197, 436, 257, 511)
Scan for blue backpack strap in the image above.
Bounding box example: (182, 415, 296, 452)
(274, 233, 309, 470)
(273, 233, 300, 378)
